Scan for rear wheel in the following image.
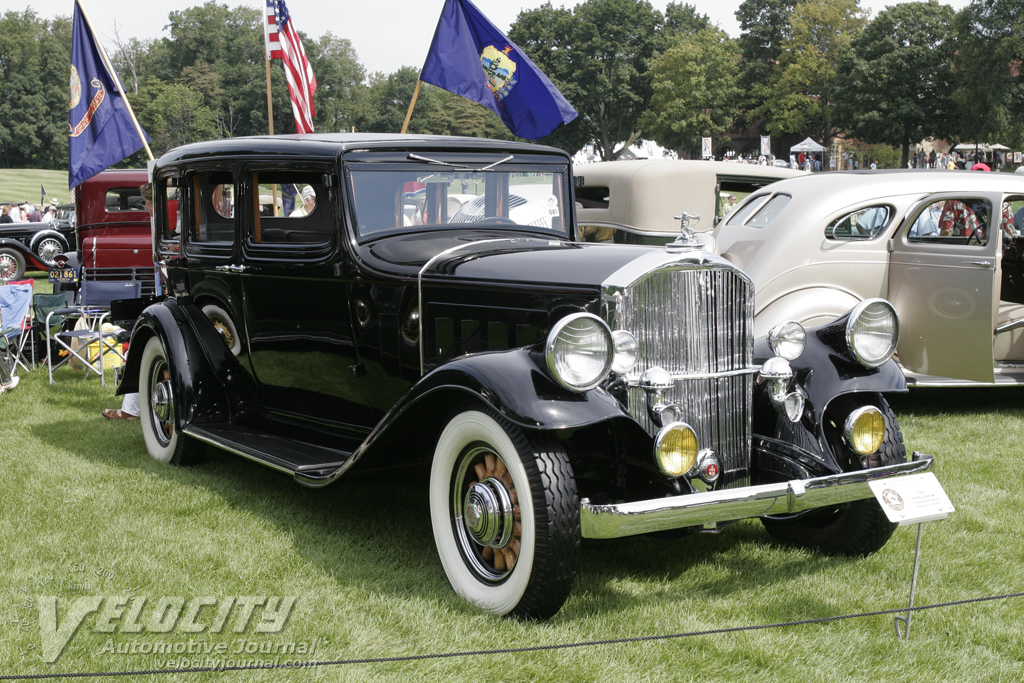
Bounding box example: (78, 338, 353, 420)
(0, 248, 25, 281)
(139, 336, 203, 465)
(762, 395, 905, 556)
(430, 407, 579, 619)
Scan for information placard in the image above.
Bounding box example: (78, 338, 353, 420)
(869, 473, 954, 526)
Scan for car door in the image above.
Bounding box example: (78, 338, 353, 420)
(887, 191, 1003, 382)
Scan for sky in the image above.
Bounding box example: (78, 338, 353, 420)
(20, 0, 973, 76)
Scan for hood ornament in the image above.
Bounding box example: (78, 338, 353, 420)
(667, 211, 702, 252)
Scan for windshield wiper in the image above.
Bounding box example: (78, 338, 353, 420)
(407, 153, 514, 171)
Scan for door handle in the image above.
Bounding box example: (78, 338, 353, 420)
(963, 260, 992, 268)
(215, 264, 248, 273)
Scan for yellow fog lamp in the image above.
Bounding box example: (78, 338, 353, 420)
(654, 422, 699, 477)
(844, 406, 886, 455)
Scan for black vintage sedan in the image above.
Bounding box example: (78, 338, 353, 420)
(0, 218, 74, 267)
(119, 133, 933, 619)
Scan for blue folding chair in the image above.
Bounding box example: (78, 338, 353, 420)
(47, 279, 141, 385)
(0, 283, 33, 377)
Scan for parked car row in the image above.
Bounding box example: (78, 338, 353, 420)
(111, 133, 932, 619)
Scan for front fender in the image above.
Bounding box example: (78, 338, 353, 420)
(752, 317, 906, 478)
(306, 348, 634, 486)
(29, 229, 68, 252)
(118, 298, 249, 427)
(0, 238, 49, 271)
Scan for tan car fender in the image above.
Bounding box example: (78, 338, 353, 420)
(754, 287, 862, 338)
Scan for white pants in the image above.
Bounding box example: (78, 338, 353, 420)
(121, 392, 140, 417)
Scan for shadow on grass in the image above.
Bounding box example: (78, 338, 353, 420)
(31, 417, 880, 622)
(889, 386, 1024, 418)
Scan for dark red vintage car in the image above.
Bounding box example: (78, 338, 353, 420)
(71, 169, 156, 295)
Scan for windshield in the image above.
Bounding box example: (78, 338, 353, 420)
(345, 157, 570, 241)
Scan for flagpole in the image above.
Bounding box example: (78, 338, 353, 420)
(75, 0, 153, 161)
(400, 80, 423, 134)
(265, 57, 276, 136)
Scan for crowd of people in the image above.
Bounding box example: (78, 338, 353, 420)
(0, 200, 59, 224)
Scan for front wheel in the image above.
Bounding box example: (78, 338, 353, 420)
(33, 236, 66, 265)
(429, 407, 579, 619)
(139, 336, 203, 466)
(761, 395, 905, 556)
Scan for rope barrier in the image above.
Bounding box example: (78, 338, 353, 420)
(2, 591, 1021, 681)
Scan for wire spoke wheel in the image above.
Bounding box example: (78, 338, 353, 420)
(430, 406, 579, 619)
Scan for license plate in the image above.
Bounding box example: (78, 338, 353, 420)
(48, 267, 79, 283)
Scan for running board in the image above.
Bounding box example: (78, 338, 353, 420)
(184, 424, 351, 485)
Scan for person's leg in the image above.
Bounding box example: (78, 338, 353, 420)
(101, 392, 139, 420)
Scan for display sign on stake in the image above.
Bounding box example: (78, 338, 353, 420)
(869, 472, 954, 525)
(869, 472, 955, 640)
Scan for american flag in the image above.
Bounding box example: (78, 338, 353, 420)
(263, 0, 283, 59)
(266, 0, 317, 134)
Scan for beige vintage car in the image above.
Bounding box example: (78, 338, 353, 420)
(575, 159, 804, 243)
(714, 170, 1024, 386)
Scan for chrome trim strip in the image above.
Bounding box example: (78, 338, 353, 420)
(995, 318, 1024, 334)
(624, 365, 760, 385)
(580, 456, 934, 539)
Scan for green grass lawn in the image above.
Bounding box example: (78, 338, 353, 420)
(0, 332, 1021, 681)
(0, 169, 70, 206)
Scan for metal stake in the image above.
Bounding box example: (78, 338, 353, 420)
(894, 522, 925, 641)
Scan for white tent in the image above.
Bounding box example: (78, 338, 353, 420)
(789, 137, 825, 153)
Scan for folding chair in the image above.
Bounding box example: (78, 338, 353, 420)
(0, 283, 33, 377)
(29, 291, 73, 368)
(47, 280, 141, 385)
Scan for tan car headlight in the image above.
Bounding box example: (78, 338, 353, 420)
(655, 422, 699, 476)
(545, 313, 614, 392)
(846, 299, 899, 368)
(844, 406, 885, 455)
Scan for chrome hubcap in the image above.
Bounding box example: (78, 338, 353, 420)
(452, 445, 521, 581)
(464, 477, 514, 548)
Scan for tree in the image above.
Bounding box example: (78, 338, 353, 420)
(735, 0, 796, 128)
(305, 32, 368, 133)
(510, 0, 663, 160)
(642, 28, 741, 157)
(0, 10, 71, 170)
(952, 0, 1024, 148)
(757, 0, 865, 151)
(835, 2, 957, 167)
(141, 83, 216, 155)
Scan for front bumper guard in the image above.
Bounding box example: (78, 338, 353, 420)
(581, 452, 934, 539)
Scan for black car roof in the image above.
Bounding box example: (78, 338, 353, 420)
(156, 133, 569, 166)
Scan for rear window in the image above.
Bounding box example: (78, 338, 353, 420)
(105, 187, 146, 212)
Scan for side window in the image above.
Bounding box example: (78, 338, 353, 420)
(825, 206, 891, 240)
(192, 171, 235, 243)
(743, 194, 791, 228)
(156, 176, 182, 254)
(575, 185, 610, 209)
(249, 170, 332, 247)
(908, 198, 990, 246)
(104, 187, 145, 212)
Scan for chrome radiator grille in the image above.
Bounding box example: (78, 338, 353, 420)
(611, 264, 755, 488)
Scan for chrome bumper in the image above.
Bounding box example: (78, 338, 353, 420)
(580, 453, 934, 539)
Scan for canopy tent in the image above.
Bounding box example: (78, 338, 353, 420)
(789, 137, 825, 153)
(953, 142, 1009, 152)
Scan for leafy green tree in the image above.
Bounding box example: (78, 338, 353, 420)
(662, 2, 713, 39)
(952, 0, 1024, 148)
(735, 0, 796, 130)
(0, 10, 71, 170)
(642, 28, 741, 157)
(757, 0, 865, 152)
(862, 143, 900, 169)
(305, 33, 368, 133)
(510, 0, 663, 159)
(140, 83, 216, 155)
(835, 2, 957, 167)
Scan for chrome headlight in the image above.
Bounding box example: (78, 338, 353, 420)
(767, 320, 806, 360)
(611, 329, 639, 376)
(545, 313, 614, 392)
(846, 299, 899, 368)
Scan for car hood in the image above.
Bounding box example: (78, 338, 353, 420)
(364, 230, 668, 289)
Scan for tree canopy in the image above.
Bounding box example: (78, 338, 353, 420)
(1, 0, 1022, 176)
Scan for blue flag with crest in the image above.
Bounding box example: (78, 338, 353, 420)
(68, 1, 150, 189)
(420, 0, 577, 141)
